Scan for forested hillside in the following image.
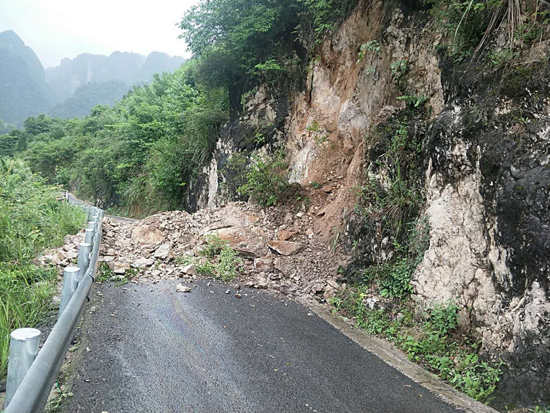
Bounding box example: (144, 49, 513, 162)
(5, 65, 227, 216)
(2, 0, 357, 214)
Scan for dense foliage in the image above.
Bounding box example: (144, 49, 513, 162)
(179, 0, 358, 86)
(329, 293, 503, 402)
(0, 64, 229, 216)
(0, 158, 86, 379)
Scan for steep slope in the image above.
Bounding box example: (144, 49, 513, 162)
(0, 30, 53, 126)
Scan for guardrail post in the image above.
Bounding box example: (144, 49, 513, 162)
(77, 243, 91, 282)
(4, 206, 104, 413)
(59, 267, 80, 316)
(5, 328, 41, 407)
(84, 228, 94, 245)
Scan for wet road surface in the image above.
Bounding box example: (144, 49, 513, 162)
(61, 279, 461, 413)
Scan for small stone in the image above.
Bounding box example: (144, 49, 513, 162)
(365, 297, 378, 310)
(277, 230, 297, 241)
(176, 284, 192, 293)
(254, 257, 274, 272)
(327, 279, 339, 289)
(113, 263, 130, 274)
(235, 293, 242, 299)
(255, 275, 269, 289)
(90, 306, 97, 313)
(225, 289, 231, 294)
(182, 264, 197, 276)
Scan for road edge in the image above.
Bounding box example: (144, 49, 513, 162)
(300, 298, 498, 413)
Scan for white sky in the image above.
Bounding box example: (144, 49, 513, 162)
(0, 0, 199, 68)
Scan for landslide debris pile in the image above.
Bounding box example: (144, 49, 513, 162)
(99, 202, 350, 300)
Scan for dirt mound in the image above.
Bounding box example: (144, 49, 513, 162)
(100, 201, 351, 301)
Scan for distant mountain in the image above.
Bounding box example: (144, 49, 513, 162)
(49, 80, 130, 119)
(0, 30, 54, 127)
(45, 51, 186, 104)
(0, 30, 186, 125)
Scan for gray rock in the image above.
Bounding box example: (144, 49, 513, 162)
(154, 243, 173, 260)
(176, 284, 192, 293)
(114, 262, 130, 274)
(182, 264, 197, 276)
(133, 257, 155, 268)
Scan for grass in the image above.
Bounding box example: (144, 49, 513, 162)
(177, 235, 242, 282)
(329, 292, 503, 402)
(95, 262, 135, 286)
(0, 158, 86, 379)
(0, 264, 56, 379)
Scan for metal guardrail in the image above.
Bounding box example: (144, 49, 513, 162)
(5, 201, 103, 412)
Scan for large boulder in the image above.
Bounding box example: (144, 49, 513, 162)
(154, 243, 173, 260)
(131, 225, 164, 245)
(268, 240, 303, 256)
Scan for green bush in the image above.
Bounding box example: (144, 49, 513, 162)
(0, 158, 86, 262)
(216, 246, 241, 281)
(200, 235, 228, 258)
(360, 218, 430, 300)
(185, 235, 242, 281)
(425, 0, 500, 60)
(237, 151, 289, 207)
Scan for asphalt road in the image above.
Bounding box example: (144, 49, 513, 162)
(61, 279, 461, 413)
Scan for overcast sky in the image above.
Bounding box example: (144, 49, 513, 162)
(0, 0, 199, 68)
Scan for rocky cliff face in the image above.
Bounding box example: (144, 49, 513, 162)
(416, 66, 550, 406)
(186, 0, 549, 406)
